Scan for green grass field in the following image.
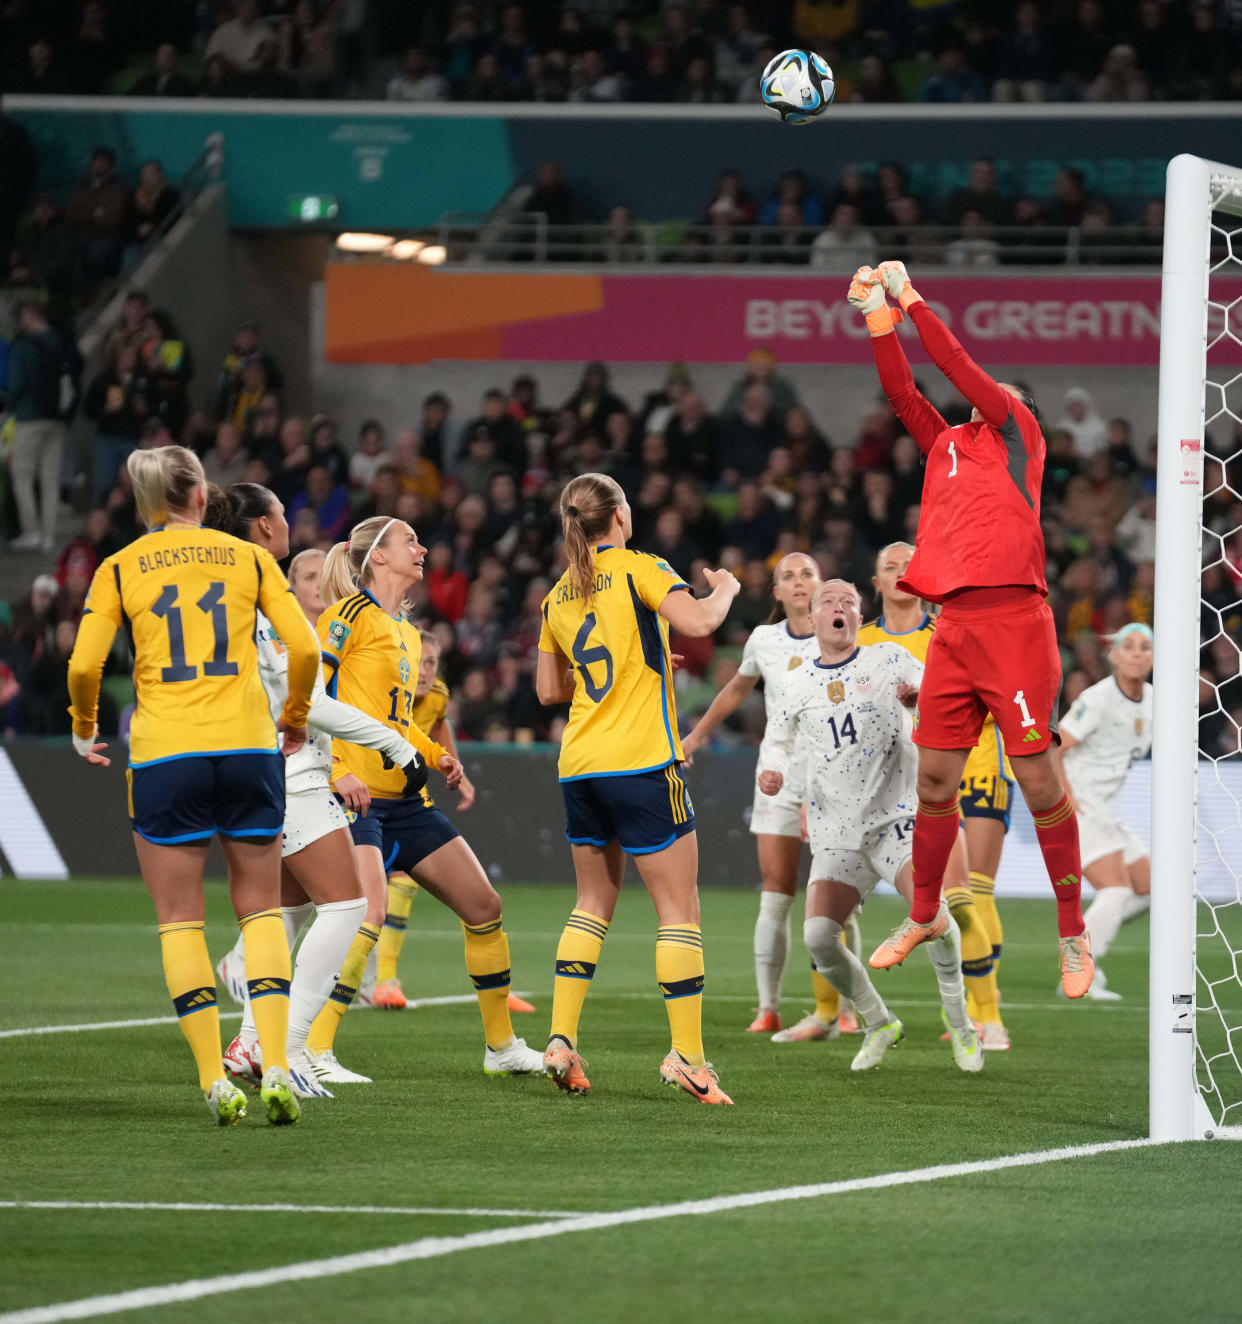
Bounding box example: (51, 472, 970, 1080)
(2, 879, 1241, 1323)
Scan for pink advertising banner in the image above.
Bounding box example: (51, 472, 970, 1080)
(325, 268, 1242, 367)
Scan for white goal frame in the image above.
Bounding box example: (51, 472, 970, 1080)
(1151, 153, 1242, 1142)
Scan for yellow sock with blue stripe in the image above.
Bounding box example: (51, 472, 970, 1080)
(946, 884, 998, 1024)
(969, 871, 1004, 1012)
(463, 917, 515, 1048)
(376, 875, 418, 983)
(306, 921, 381, 1055)
(239, 908, 291, 1073)
(657, 924, 706, 1067)
(158, 921, 223, 1092)
(550, 909, 610, 1049)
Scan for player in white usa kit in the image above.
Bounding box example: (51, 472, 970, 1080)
(1058, 623, 1154, 1001)
(206, 490, 427, 1095)
(759, 580, 983, 1073)
(683, 554, 861, 1040)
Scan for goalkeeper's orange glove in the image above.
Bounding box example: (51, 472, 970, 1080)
(847, 265, 902, 336)
(875, 259, 924, 313)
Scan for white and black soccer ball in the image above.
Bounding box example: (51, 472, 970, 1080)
(759, 48, 835, 125)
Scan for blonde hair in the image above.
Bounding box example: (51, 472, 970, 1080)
(561, 473, 625, 601)
(875, 540, 914, 570)
(320, 517, 409, 608)
(813, 578, 861, 607)
(288, 547, 325, 593)
(127, 445, 205, 529)
(418, 627, 440, 658)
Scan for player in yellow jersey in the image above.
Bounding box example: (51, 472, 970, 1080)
(66, 447, 317, 1126)
(859, 542, 1008, 1047)
(309, 515, 546, 1081)
(536, 473, 740, 1104)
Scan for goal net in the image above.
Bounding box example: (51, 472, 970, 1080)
(1151, 154, 1242, 1142)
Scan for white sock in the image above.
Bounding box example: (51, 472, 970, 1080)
(925, 907, 971, 1034)
(754, 891, 794, 1012)
(281, 902, 315, 953)
(1122, 892, 1150, 923)
(287, 897, 368, 1053)
(804, 914, 891, 1029)
(233, 928, 257, 1040)
(1084, 887, 1132, 961)
(841, 911, 862, 1015)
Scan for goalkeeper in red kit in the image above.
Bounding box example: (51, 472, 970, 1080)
(848, 261, 1093, 999)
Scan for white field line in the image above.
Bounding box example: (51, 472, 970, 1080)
(0, 1200, 590, 1220)
(0, 1137, 1164, 1324)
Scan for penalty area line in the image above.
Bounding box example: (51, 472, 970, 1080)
(0, 1137, 1165, 1324)
(0, 1200, 592, 1220)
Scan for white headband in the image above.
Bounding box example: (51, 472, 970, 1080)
(359, 518, 398, 580)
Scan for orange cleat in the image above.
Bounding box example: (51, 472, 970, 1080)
(544, 1040, 591, 1095)
(746, 1008, 782, 1034)
(838, 1008, 861, 1035)
(869, 907, 950, 970)
(1059, 931, 1095, 999)
(372, 978, 407, 1010)
(659, 1051, 734, 1105)
(507, 992, 536, 1013)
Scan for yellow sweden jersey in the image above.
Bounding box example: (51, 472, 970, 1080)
(539, 546, 689, 780)
(78, 525, 307, 767)
(318, 590, 446, 801)
(412, 676, 450, 736)
(859, 612, 1013, 785)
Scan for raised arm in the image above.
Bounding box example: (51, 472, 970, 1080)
(658, 567, 740, 638)
(848, 266, 947, 455)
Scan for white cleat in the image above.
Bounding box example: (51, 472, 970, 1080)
(288, 1050, 334, 1099)
(215, 948, 248, 1007)
(850, 1019, 904, 1071)
(304, 1047, 372, 1084)
(941, 1008, 985, 1073)
(978, 1021, 1011, 1051)
(206, 1077, 247, 1126)
(223, 1033, 262, 1087)
(483, 1037, 547, 1076)
(771, 1013, 840, 1043)
(1088, 968, 1123, 1001)
(259, 1065, 302, 1125)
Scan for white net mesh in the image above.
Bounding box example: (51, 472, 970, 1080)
(1195, 181, 1242, 1127)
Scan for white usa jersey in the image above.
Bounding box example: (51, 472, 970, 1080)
(739, 621, 823, 772)
(1060, 676, 1153, 813)
(763, 642, 923, 850)
(256, 610, 333, 793)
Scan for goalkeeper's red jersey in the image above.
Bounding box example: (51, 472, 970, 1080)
(871, 301, 1046, 604)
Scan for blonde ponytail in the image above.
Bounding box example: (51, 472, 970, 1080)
(560, 473, 624, 602)
(320, 541, 361, 607)
(320, 515, 408, 608)
(127, 445, 205, 529)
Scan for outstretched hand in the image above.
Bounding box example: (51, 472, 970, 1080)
(846, 266, 886, 315)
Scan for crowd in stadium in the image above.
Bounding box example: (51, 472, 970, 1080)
(3, 1, 1242, 106)
(2, 288, 1239, 757)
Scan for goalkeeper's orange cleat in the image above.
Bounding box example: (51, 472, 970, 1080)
(372, 978, 407, 1010)
(659, 1052, 734, 1105)
(507, 992, 536, 1013)
(1059, 931, 1095, 999)
(544, 1040, 591, 1095)
(869, 908, 950, 970)
(746, 1008, 782, 1033)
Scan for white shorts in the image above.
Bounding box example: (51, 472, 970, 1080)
(1078, 807, 1147, 870)
(749, 776, 803, 839)
(809, 817, 915, 902)
(282, 784, 350, 859)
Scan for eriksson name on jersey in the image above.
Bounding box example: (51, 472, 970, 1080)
(556, 572, 613, 604)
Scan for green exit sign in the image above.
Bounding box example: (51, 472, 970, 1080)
(288, 194, 340, 222)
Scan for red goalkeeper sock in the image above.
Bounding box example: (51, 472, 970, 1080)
(910, 797, 960, 924)
(1032, 794, 1085, 937)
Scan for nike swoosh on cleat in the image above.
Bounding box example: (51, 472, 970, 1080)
(679, 1071, 711, 1097)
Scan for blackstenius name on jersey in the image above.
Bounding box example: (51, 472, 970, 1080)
(137, 544, 238, 574)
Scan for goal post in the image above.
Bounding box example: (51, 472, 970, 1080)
(1150, 154, 1242, 1142)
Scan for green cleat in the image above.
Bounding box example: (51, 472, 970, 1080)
(206, 1078, 247, 1127)
(259, 1065, 302, 1126)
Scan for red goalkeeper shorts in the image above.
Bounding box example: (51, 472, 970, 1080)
(914, 592, 1063, 757)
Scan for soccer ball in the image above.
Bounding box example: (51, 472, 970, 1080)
(759, 49, 835, 125)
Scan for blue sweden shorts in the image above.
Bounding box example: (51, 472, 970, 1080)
(959, 772, 1014, 831)
(127, 752, 285, 846)
(347, 795, 461, 874)
(562, 762, 695, 856)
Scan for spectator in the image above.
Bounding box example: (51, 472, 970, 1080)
(136, 307, 192, 437)
(607, 13, 646, 83)
(664, 390, 719, 481)
(418, 390, 461, 471)
(721, 348, 798, 420)
(65, 146, 129, 283)
(458, 427, 505, 496)
(631, 43, 680, 102)
(307, 412, 350, 486)
(525, 160, 575, 227)
(67, 1, 118, 94)
(1045, 167, 1092, 228)
(9, 37, 70, 94)
(992, 0, 1057, 102)
(104, 289, 151, 364)
(7, 300, 67, 552)
(442, 3, 488, 89)
(1057, 0, 1113, 99)
(236, 36, 297, 97)
(889, 194, 943, 266)
(287, 463, 351, 541)
(130, 42, 196, 96)
(679, 54, 722, 103)
(780, 405, 830, 472)
(467, 51, 509, 101)
(704, 166, 756, 255)
(1042, 428, 1081, 508)
(1132, 0, 1175, 96)
(13, 195, 77, 321)
(1169, 2, 1232, 101)
(392, 428, 441, 504)
(597, 204, 648, 262)
(387, 45, 449, 101)
(719, 384, 781, 482)
(732, 41, 777, 105)
(848, 53, 901, 103)
(203, 421, 249, 488)
(944, 156, 1013, 227)
(349, 417, 392, 488)
(464, 387, 525, 470)
(270, 416, 311, 503)
(829, 164, 884, 228)
(563, 362, 628, 433)
(809, 202, 879, 272)
(494, 3, 535, 87)
(759, 169, 823, 227)
(83, 345, 147, 501)
(215, 320, 283, 421)
(570, 48, 624, 102)
(945, 209, 1001, 267)
(283, 0, 339, 98)
(760, 201, 809, 265)
(205, 0, 276, 73)
(1057, 387, 1109, 456)
(127, 160, 181, 252)
(512, 51, 569, 102)
(1090, 44, 1150, 102)
(424, 541, 470, 621)
(201, 52, 239, 97)
(1116, 479, 1158, 563)
(455, 666, 505, 740)
(917, 46, 987, 103)
(715, 4, 769, 95)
